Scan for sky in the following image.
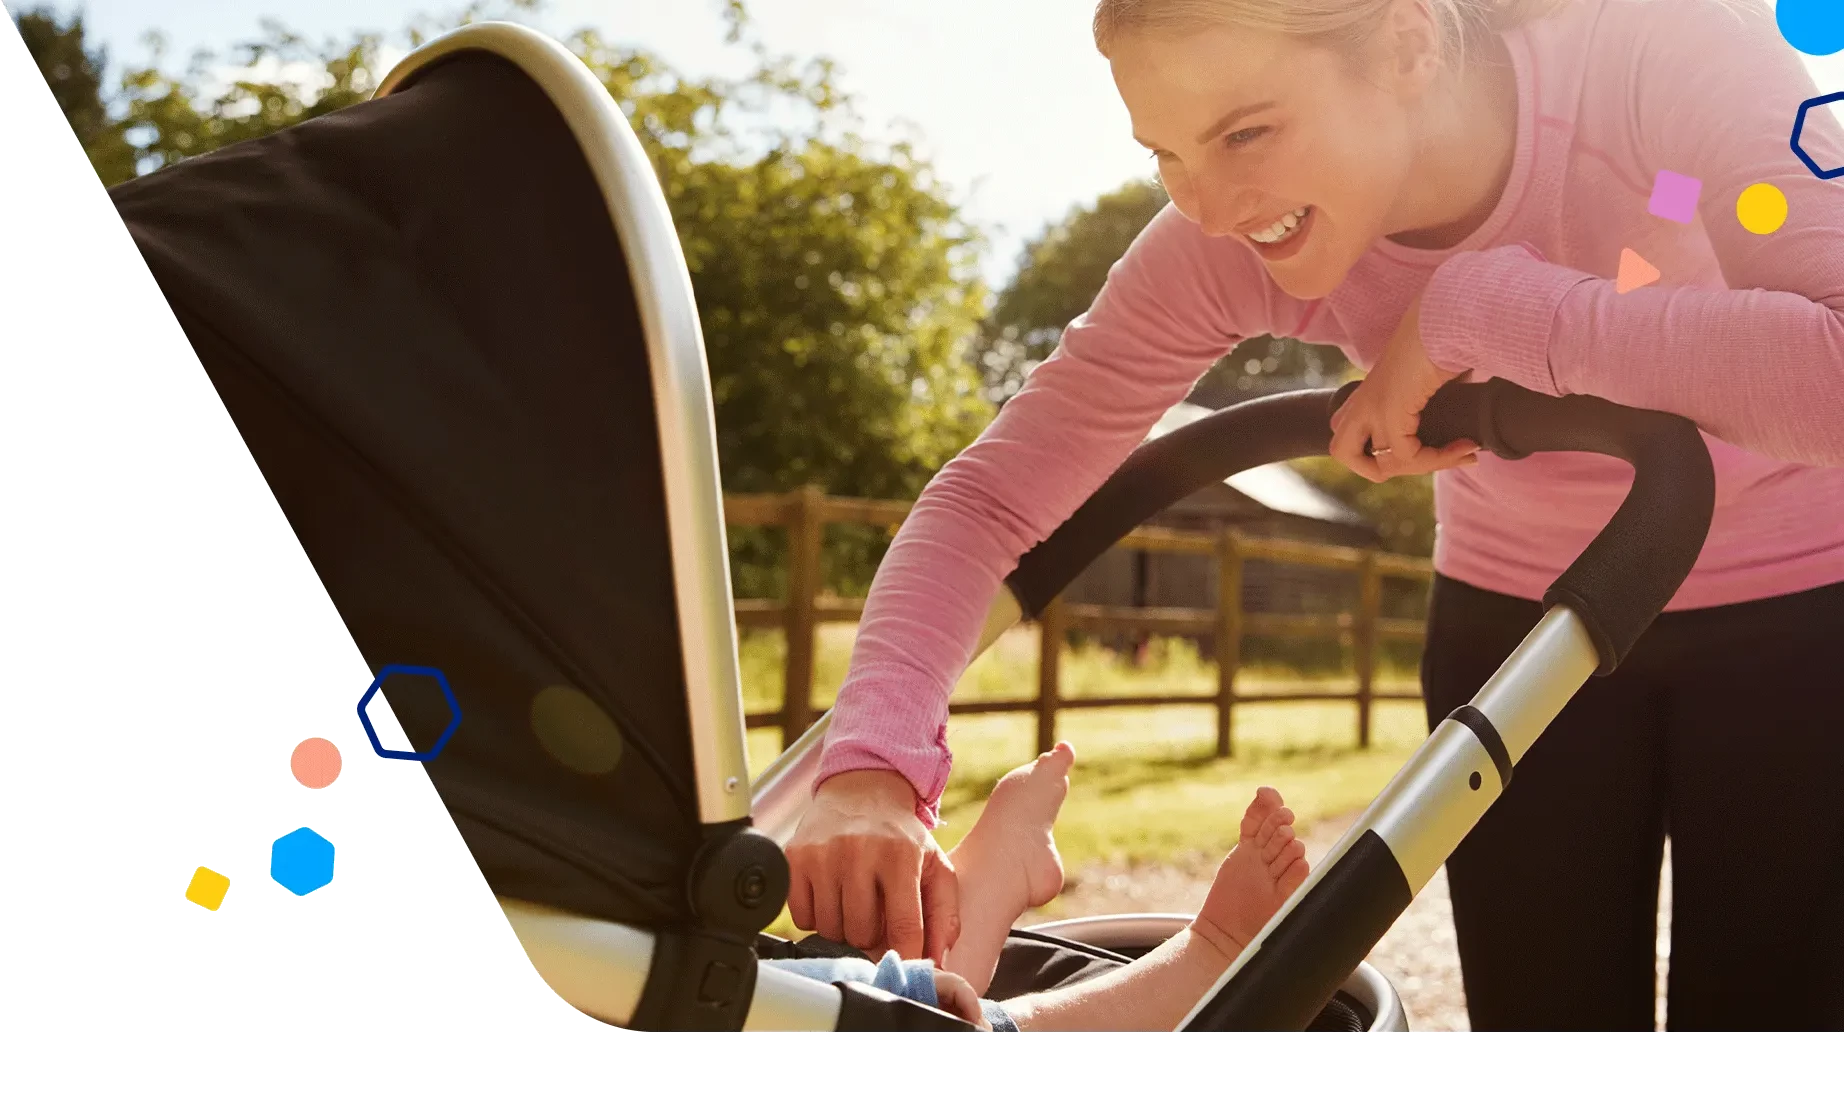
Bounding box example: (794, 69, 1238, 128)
(22, 0, 1844, 287)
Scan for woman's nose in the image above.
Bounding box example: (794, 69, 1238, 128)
(1196, 186, 1264, 239)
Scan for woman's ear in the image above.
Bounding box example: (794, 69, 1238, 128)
(1382, 0, 1445, 97)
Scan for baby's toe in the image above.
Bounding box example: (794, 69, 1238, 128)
(1267, 836, 1306, 879)
(1261, 825, 1295, 864)
(1256, 805, 1295, 847)
(1239, 787, 1282, 842)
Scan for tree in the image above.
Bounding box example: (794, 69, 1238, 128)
(19, 0, 991, 594)
(14, 7, 137, 185)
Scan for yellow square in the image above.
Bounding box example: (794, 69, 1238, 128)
(186, 867, 230, 911)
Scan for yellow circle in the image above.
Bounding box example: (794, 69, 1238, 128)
(1736, 183, 1788, 235)
(531, 685, 626, 775)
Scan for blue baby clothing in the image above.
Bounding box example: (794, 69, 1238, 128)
(768, 952, 1017, 1030)
(772, 951, 942, 1007)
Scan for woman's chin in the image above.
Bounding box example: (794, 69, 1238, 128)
(1263, 257, 1346, 302)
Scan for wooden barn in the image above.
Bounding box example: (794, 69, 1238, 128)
(1062, 401, 1380, 635)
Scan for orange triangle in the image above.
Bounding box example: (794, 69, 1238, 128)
(1616, 248, 1660, 293)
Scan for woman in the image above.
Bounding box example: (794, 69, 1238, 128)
(786, 0, 1844, 1030)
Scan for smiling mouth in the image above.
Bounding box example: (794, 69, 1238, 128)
(1246, 206, 1310, 246)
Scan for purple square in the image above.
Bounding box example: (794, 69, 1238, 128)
(1648, 170, 1702, 224)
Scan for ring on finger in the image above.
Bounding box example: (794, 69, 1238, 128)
(1367, 446, 1394, 458)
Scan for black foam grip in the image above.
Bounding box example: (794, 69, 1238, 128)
(1363, 377, 1716, 673)
(1007, 388, 1339, 618)
(1009, 378, 1713, 675)
(1183, 830, 1412, 1031)
(832, 980, 980, 1031)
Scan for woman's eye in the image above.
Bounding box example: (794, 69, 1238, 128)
(1224, 126, 1269, 148)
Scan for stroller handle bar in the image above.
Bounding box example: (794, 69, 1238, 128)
(1007, 376, 1716, 677)
(754, 376, 1714, 844)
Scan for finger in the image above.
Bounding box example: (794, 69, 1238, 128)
(1370, 427, 1424, 478)
(880, 851, 927, 961)
(809, 858, 845, 942)
(920, 850, 963, 966)
(933, 971, 987, 1029)
(786, 855, 816, 932)
(1329, 420, 1387, 483)
(842, 867, 883, 952)
(1426, 439, 1482, 471)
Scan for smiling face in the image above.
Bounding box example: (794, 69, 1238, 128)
(1110, 21, 1434, 299)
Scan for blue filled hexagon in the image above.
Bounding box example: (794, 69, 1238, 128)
(271, 827, 335, 895)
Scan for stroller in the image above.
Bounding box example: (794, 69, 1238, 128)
(108, 23, 1716, 1031)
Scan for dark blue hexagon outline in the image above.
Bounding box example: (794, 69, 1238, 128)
(270, 826, 335, 895)
(1792, 92, 1844, 181)
(357, 663, 461, 762)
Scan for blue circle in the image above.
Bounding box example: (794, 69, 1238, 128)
(1779, 0, 1844, 56)
(357, 663, 462, 762)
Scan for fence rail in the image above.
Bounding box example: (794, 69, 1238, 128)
(729, 485, 1434, 756)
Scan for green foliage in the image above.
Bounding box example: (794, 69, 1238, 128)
(18, 0, 990, 597)
(14, 8, 137, 185)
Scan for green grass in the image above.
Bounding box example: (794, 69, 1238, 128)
(743, 625, 1428, 870)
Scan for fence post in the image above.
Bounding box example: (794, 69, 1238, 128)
(1215, 530, 1243, 759)
(1036, 596, 1066, 756)
(1354, 549, 1381, 751)
(781, 484, 825, 749)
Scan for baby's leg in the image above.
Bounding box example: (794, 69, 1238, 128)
(941, 741, 1076, 995)
(1193, 787, 1311, 955)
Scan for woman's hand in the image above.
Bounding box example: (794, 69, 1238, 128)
(932, 970, 993, 1030)
(784, 769, 961, 963)
(1329, 292, 1481, 482)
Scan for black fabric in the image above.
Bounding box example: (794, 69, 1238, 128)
(1426, 572, 1844, 1031)
(108, 52, 702, 928)
(754, 930, 1127, 1001)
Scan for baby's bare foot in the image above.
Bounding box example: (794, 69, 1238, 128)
(941, 741, 1076, 995)
(1195, 787, 1311, 955)
(954, 740, 1074, 910)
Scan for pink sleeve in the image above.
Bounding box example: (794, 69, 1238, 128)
(1420, 0, 1844, 467)
(816, 205, 1285, 824)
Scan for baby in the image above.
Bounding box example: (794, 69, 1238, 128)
(771, 741, 1311, 1030)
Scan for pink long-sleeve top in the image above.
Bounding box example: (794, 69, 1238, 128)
(821, 0, 1844, 825)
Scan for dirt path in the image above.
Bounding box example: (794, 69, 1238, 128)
(1023, 811, 1674, 1031)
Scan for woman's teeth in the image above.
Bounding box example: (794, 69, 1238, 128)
(1249, 207, 1309, 245)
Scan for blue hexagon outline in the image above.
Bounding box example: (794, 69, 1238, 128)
(357, 663, 461, 762)
(270, 826, 335, 896)
(1792, 92, 1844, 181)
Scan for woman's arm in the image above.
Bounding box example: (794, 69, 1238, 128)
(1417, 0, 1844, 467)
(816, 207, 1296, 823)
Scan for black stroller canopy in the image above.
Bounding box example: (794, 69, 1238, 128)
(112, 50, 706, 928)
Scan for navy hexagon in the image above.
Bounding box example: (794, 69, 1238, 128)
(357, 663, 461, 762)
(1792, 93, 1844, 181)
(271, 827, 335, 896)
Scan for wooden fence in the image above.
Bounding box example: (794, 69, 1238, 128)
(726, 485, 1434, 757)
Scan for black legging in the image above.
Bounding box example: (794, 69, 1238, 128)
(1423, 573, 1844, 1031)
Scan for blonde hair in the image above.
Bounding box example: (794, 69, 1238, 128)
(1093, 0, 1578, 69)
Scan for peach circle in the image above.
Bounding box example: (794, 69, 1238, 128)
(291, 737, 342, 789)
